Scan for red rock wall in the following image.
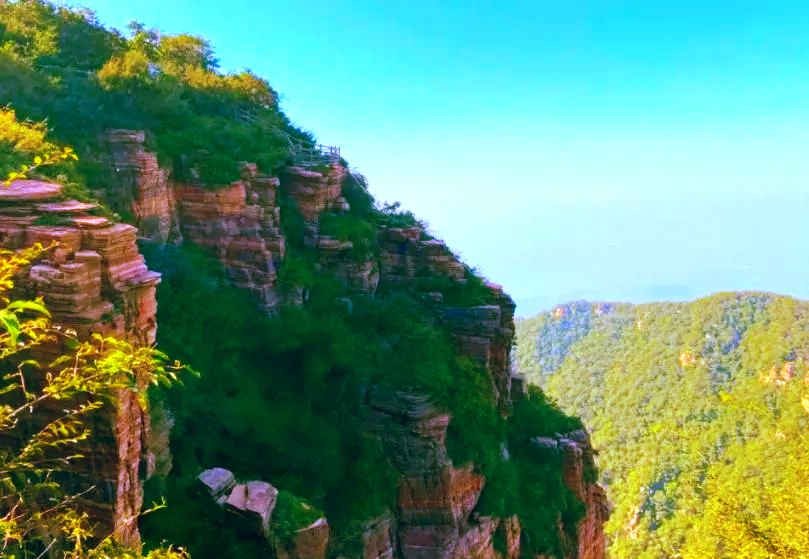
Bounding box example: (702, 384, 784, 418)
(559, 433, 610, 559)
(439, 285, 516, 414)
(281, 165, 347, 222)
(100, 130, 183, 245)
(0, 180, 162, 549)
(377, 227, 465, 289)
(175, 178, 284, 310)
(362, 512, 396, 559)
(91, 131, 609, 559)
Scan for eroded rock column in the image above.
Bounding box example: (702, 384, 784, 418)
(0, 179, 162, 548)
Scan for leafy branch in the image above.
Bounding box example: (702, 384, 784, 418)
(1, 146, 78, 187)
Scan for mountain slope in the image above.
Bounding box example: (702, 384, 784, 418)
(516, 294, 809, 558)
(1, 3, 607, 558)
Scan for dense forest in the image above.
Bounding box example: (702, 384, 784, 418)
(516, 295, 809, 558)
(0, 2, 592, 558)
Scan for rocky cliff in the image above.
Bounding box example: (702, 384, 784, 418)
(3, 132, 608, 558)
(0, 179, 160, 548)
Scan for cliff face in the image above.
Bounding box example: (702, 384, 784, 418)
(0, 180, 161, 548)
(560, 433, 611, 559)
(174, 174, 284, 310)
(101, 133, 287, 310)
(99, 130, 183, 246)
(4, 133, 608, 558)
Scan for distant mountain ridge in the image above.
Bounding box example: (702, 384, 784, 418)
(497, 192, 809, 318)
(515, 292, 809, 558)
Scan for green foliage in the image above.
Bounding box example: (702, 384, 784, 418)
(138, 244, 400, 557)
(375, 201, 425, 230)
(96, 49, 151, 92)
(0, 1, 312, 189)
(139, 240, 585, 558)
(0, 5, 598, 557)
(516, 294, 809, 558)
(0, 240, 189, 559)
(271, 491, 323, 543)
(278, 193, 307, 251)
(318, 211, 378, 263)
(0, 244, 52, 358)
(445, 356, 505, 469)
(277, 252, 315, 291)
(416, 267, 494, 307)
(339, 171, 375, 220)
(0, 107, 79, 185)
(157, 34, 218, 74)
(505, 386, 586, 557)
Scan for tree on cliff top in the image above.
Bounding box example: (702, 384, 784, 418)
(0, 0, 301, 187)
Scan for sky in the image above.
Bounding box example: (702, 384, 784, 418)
(77, 0, 809, 316)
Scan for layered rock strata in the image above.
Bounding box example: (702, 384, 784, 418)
(361, 512, 397, 559)
(99, 129, 183, 245)
(533, 431, 610, 559)
(316, 237, 379, 294)
(281, 164, 348, 222)
(377, 227, 465, 289)
(0, 179, 162, 548)
(562, 433, 610, 559)
(175, 172, 284, 309)
(439, 284, 516, 413)
(90, 132, 609, 558)
(100, 132, 287, 309)
(360, 389, 496, 559)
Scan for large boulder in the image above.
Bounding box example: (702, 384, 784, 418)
(197, 468, 237, 506)
(226, 480, 279, 538)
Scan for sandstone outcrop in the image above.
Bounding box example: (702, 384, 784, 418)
(439, 284, 516, 413)
(316, 237, 379, 294)
(198, 467, 238, 506)
(100, 130, 183, 245)
(196, 468, 329, 559)
(175, 175, 284, 310)
(227, 480, 279, 538)
(0, 179, 162, 548)
(100, 132, 287, 309)
(530, 431, 610, 559)
(359, 389, 499, 559)
(377, 227, 465, 289)
(563, 433, 610, 559)
(281, 164, 347, 222)
(361, 512, 396, 559)
(276, 517, 330, 559)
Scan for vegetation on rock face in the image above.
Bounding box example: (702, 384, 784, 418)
(0, 242, 190, 557)
(2, 2, 597, 558)
(141, 238, 587, 558)
(0, 123, 193, 557)
(516, 294, 809, 558)
(0, 0, 311, 188)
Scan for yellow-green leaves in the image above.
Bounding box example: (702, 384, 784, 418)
(0, 108, 79, 187)
(0, 240, 190, 558)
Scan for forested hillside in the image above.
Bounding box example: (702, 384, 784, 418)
(516, 294, 809, 558)
(0, 3, 605, 558)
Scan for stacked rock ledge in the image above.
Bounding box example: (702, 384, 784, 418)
(0, 179, 163, 548)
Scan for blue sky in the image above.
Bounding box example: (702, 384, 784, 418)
(78, 0, 809, 315)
